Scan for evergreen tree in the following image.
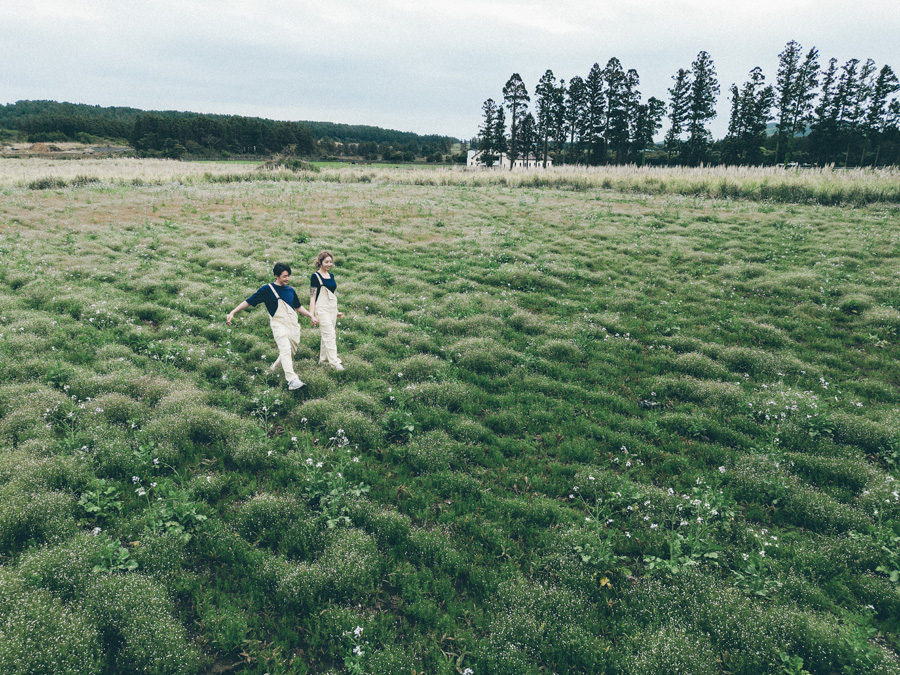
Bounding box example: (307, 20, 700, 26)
(518, 113, 538, 164)
(726, 67, 774, 164)
(865, 65, 900, 165)
(493, 106, 508, 162)
(845, 59, 877, 165)
(601, 58, 626, 163)
(479, 98, 499, 166)
(584, 63, 606, 164)
(632, 97, 666, 165)
(665, 68, 691, 163)
(502, 73, 530, 170)
(833, 58, 863, 166)
(685, 51, 719, 165)
(534, 70, 557, 167)
(550, 78, 569, 164)
(774, 42, 820, 164)
(564, 76, 587, 164)
(810, 57, 841, 164)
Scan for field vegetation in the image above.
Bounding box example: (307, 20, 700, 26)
(1, 160, 899, 674)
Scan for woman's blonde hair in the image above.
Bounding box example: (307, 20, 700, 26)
(315, 250, 334, 269)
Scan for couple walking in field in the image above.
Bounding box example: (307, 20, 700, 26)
(226, 251, 344, 391)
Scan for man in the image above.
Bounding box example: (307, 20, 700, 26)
(226, 262, 318, 390)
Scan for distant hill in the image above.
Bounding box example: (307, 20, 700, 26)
(0, 100, 459, 157)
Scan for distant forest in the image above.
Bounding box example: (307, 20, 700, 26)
(477, 40, 900, 167)
(0, 100, 461, 162)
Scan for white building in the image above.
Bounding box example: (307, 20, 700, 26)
(466, 150, 553, 169)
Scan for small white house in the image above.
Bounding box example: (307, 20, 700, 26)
(467, 150, 552, 169)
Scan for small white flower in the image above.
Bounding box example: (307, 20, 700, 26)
(132, 476, 140, 483)
(718, 466, 726, 473)
(91, 527, 102, 536)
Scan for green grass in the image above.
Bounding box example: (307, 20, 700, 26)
(0, 166, 899, 674)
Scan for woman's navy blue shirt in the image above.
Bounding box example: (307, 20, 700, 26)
(310, 273, 337, 301)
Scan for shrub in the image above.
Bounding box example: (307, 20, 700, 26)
(233, 493, 319, 559)
(83, 573, 200, 675)
(0, 569, 103, 675)
(404, 380, 469, 412)
(17, 532, 101, 600)
(482, 580, 609, 675)
(348, 499, 411, 548)
(507, 310, 545, 335)
(395, 353, 445, 381)
(671, 351, 731, 379)
(652, 374, 744, 411)
(0, 449, 92, 493)
(130, 530, 190, 579)
(624, 625, 718, 675)
(145, 392, 249, 447)
(317, 528, 382, 601)
(450, 337, 517, 375)
(0, 485, 77, 553)
(402, 430, 463, 473)
(537, 338, 583, 364)
(91, 392, 147, 426)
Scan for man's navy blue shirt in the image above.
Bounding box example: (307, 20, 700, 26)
(246, 284, 301, 317)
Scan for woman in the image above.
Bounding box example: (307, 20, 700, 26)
(309, 250, 345, 370)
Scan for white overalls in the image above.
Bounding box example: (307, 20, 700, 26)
(267, 283, 303, 384)
(313, 273, 342, 368)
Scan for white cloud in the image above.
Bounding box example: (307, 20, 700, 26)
(2, 0, 898, 138)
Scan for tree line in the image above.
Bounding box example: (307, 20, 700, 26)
(477, 42, 900, 167)
(0, 100, 458, 161)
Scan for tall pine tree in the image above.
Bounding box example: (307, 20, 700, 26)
(479, 98, 498, 166)
(502, 73, 530, 169)
(665, 68, 691, 163)
(565, 76, 587, 164)
(534, 70, 558, 167)
(685, 51, 719, 165)
(865, 65, 900, 165)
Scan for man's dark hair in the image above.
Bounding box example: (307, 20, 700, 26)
(273, 262, 292, 277)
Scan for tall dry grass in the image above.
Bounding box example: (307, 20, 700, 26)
(1, 158, 899, 206)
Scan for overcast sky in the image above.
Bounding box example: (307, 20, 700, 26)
(2, 0, 898, 141)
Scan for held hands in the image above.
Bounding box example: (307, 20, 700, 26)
(310, 315, 319, 326)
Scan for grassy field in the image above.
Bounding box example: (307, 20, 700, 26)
(1, 161, 899, 674)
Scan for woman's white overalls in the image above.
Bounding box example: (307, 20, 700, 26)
(267, 283, 303, 385)
(313, 273, 342, 368)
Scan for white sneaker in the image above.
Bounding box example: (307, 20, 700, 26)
(288, 378, 305, 390)
(334, 364, 344, 371)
